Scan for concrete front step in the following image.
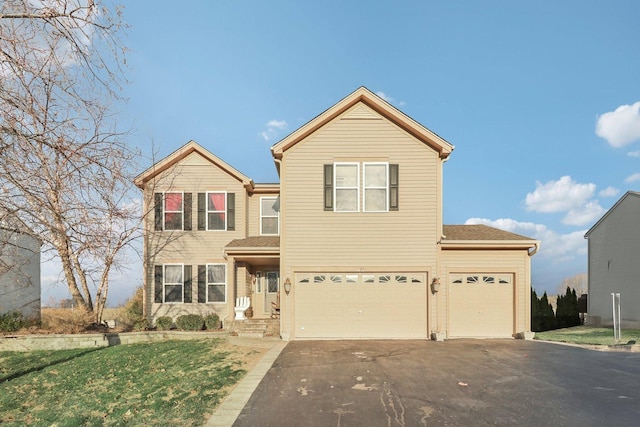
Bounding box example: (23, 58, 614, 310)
(232, 319, 279, 338)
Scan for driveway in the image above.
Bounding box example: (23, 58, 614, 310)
(233, 340, 640, 427)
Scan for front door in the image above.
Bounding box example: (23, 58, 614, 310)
(264, 271, 279, 316)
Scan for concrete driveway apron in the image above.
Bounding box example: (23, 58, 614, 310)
(232, 339, 640, 427)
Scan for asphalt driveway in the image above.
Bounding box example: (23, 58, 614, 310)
(233, 339, 640, 427)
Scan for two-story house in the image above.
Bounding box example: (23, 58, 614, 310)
(135, 87, 539, 340)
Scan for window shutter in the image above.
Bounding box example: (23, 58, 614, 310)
(324, 164, 333, 211)
(197, 193, 206, 230)
(183, 265, 192, 303)
(183, 193, 192, 231)
(154, 193, 163, 231)
(227, 193, 235, 231)
(154, 265, 163, 303)
(389, 164, 399, 211)
(198, 265, 206, 303)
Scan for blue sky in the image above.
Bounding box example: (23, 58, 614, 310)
(39, 1, 640, 305)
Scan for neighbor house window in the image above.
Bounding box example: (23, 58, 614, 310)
(164, 192, 183, 230)
(260, 197, 279, 235)
(207, 264, 226, 302)
(334, 163, 359, 212)
(154, 264, 192, 304)
(363, 163, 388, 212)
(207, 192, 226, 230)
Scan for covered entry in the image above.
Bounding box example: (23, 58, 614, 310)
(448, 273, 514, 338)
(293, 272, 428, 339)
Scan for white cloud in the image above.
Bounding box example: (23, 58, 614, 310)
(465, 217, 587, 263)
(525, 176, 595, 213)
(261, 119, 288, 141)
(375, 91, 406, 107)
(562, 201, 605, 226)
(625, 173, 640, 183)
(598, 186, 619, 197)
(627, 150, 640, 157)
(595, 101, 640, 147)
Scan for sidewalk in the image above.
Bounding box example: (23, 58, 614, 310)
(205, 337, 288, 427)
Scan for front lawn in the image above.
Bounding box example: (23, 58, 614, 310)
(535, 326, 640, 346)
(0, 339, 265, 426)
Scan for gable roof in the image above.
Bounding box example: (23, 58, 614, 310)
(134, 140, 254, 190)
(442, 224, 539, 254)
(270, 87, 455, 161)
(584, 191, 640, 238)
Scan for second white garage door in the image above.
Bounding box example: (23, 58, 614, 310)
(449, 273, 514, 338)
(294, 272, 428, 339)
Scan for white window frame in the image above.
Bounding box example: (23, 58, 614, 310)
(163, 191, 184, 231)
(334, 162, 360, 212)
(163, 263, 184, 303)
(260, 196, 280, 235)
(363, 162, 389, 212)
(206, 263, 227, 303)
(206, 191, 227, 231)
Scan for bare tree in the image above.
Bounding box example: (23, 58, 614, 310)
(556, 273, 588, 296)
(0, 0, 139, 323)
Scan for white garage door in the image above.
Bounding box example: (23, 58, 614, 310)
(294, 272, 428, 339)
(449, 273, 514, 338)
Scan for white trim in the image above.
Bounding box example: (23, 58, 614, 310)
(206, 191, 227, 231)
(260, 196, 280, 235)
(363, 162, 389, 212)
(163, 263, 184, 303)
(334, 162, 360, 212)
(163, 191, 184, 231)
(206, 263, 227, 303)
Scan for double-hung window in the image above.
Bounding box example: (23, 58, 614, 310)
(334, 162, 359, 212)
(207, 191, 226, 231)
(325, 162, 398, 212)
(207, 264, 226, 302)
(154, 264, 192, 303)
(164, 192, 183, 230)
(260, 197, 279, 235)
(363, 162, 388, 212)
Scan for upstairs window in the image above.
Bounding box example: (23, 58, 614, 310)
(207, 192, 226, 231)
(261, 197, 280, 235)
(334, 163, 359, 212)
(154, 192, 192, 231)
(364, 163, 388, 212)
(324, 163, 398, 212)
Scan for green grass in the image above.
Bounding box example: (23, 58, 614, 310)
(0, 339, 249, 426)
(535, 326, 640, 346)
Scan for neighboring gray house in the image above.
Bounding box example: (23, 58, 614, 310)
(584, 191, 640, 327)
(0, 213, 41, 320)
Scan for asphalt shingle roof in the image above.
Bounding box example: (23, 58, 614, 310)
(442, 224, 534, 241)
(225, 236, 280, 248)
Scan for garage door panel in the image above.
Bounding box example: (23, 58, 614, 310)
(294, 273, 428, 339)
(449, 274, 514, 338)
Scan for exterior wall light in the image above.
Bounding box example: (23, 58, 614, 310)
(431, 277, 441, 293)
(284, 277, 292, 295)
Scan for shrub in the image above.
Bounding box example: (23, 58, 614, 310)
(155, 316, 173, 331)
(204, 313, 220, 330)
(0, 311, 26, 333)
(118, 287, 144, 331)
(133, 317, 149, 331)
(176, 314, 204, 331)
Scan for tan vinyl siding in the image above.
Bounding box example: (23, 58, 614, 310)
(142, 152, 248, 320)
(281, 106, 440, 270)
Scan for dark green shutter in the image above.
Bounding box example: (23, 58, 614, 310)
(227, 193, 235, 231)
(389, 164, 399, 211)
(154, 193, 163, 230)
(324, 164, 333, 211)
(183, 265, 192, 303)
(154, 265, 163, 303)
(197, 193, 206, 230)
(183, 193, 192, 231)
(198, 265, 206, 303)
